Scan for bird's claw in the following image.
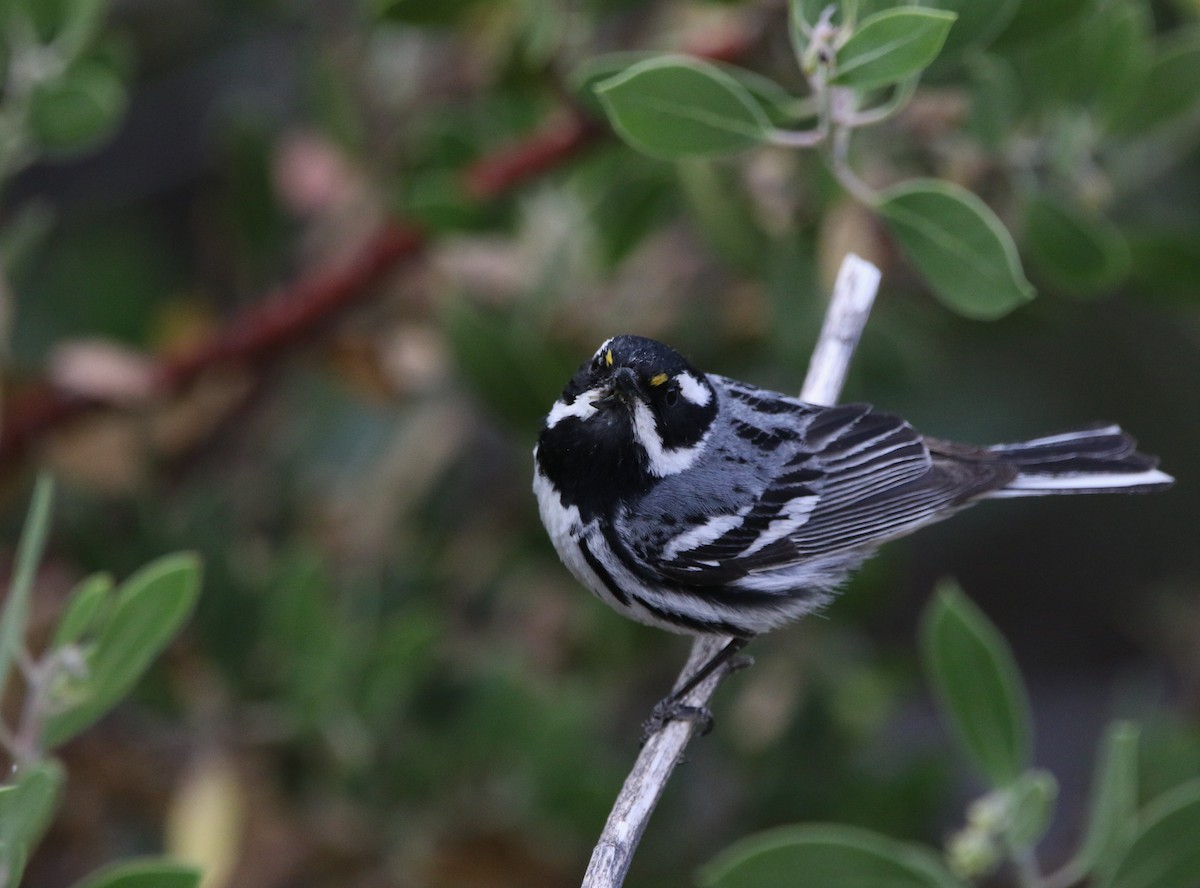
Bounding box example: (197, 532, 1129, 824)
(639, 699, 714, 745)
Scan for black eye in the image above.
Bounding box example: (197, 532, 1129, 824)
(663, 384, 679, 407)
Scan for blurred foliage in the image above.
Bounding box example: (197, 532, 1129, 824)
(0, 0, 1197, 886)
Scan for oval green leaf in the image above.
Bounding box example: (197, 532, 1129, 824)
(994, 0, 1090, 48)
(1079, 0, 1151, 125)
(922, 0, 1018, 56)
(1101, 780, 1200, 888)
(44, 553, 203, 749)
(878, 179, 1035, 319)
(1007, 770, 1058, 851)
(1074, 721, 1140, 880)
(0, 761, 65, 885)
(1024, 196, 1130, 295)
(700, 823, 965, 888)
(28, 59, 127, 153)
(51, 572, 114, 648)
(833, 8, 957, 91)
(1109, 27, 1200, 135)
(69, 859, 202, 888)
(595, 55, 771, 159)
(920, 581, 1032, 786)
(967, 55, 1022, 150)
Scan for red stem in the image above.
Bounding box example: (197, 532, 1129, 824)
(0, 28, 753, 472)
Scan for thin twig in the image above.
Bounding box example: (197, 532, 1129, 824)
(581, 253, 882, 888)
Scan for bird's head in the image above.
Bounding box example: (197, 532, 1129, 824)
(536, 336, 718, 513)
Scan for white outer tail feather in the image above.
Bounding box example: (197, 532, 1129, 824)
(989, 467, 1175, 498)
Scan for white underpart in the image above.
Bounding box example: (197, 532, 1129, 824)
(532, 459, 593, 582)
(663, 508, 751, 560)
(676, 372, 711, 406)
(990, 467, 1174, 497)
(630, 400, 708, 476)
(545, 388, 601, 429)
(738, 494, 820, 558)
(534, 460, 761, 634)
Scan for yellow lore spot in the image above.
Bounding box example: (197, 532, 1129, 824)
(649, 373, 669, 387)
(605, 349, 614, 367)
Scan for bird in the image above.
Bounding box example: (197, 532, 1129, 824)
(532, 335, 1173, 731)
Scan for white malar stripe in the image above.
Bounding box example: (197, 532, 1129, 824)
(677, 372, 711, 406)
(739, 495, 819, 558)
(631, 401, 708, 476)
(545, 388, 601, 428)
(991, 468, 1175, 496)
(663, 508, 750, 560)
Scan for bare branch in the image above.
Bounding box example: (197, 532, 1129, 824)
(581, 253, 882, 887)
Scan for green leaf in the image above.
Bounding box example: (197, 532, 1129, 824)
(1075, 722, 1140, 881)
(1102, 780, 1200, 888)
(0, 761, 65, 886)
(69, 858, 202, 888)
(0, 474, 55, 701)
(967, 55, 1021, 150)
(44, 553, 203, 748)
(833, 8, 957, 91)
(677, 159, 766, 272)
(920, 0, 1018, 56)
(878, 179, 1035, 320)
(372, 0, 482, 25)
(595, 55, 772, 160)
(994, 0, 1090, 48)
(51, 572, 114, 648)
(920, 581, 1032, 786)
(28, 59, 127, 153)
(700, 823, 965, 888)
(577, 53, 802, 126)
(1109, 27, 1200, 135)
(1023, 196, 1130, 296)
(1078, 0, 1151, 126)
(1007, 770, 1058, 851)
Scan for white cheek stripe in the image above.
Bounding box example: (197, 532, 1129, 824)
(631, 401, 707, 477)
(677, 372, 711, 406)
(545, 389, 600, 428)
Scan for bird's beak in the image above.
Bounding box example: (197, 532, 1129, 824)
(598, 367, 640, 406)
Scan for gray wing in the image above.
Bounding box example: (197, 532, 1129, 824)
(633, 402, 1006, 587)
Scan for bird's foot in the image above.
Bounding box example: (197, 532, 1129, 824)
(640, 698, 714, 745)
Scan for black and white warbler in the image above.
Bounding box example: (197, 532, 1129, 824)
(533, 335, 1173, 722)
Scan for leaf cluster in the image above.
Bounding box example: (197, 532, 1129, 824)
(0, 476, 204, 888)
(701, 582, 1200, 888)
(588, 0, 1200, 319)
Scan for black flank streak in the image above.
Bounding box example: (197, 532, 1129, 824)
(578, 538, 630, 607)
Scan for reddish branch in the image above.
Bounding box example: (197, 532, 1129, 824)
(0, 117, 600, 468)
(0, 25, 755, 471)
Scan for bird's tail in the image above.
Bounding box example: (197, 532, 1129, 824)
(984, 424, 1173, 498)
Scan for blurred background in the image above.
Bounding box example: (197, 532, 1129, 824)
(1, 0, 1198, 886)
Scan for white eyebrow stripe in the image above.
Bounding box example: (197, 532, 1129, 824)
(545, 389, 600, 428)
(677, 372, 711, 406)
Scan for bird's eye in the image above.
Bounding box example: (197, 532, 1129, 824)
(663, 384, 679, 408)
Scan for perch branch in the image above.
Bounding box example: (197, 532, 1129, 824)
(581, 252, 882, 888)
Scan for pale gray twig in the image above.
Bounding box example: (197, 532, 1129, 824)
(581, 253, 882, 887)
